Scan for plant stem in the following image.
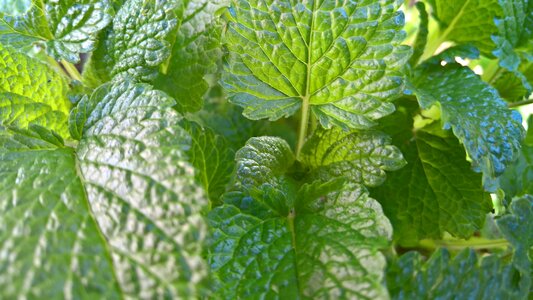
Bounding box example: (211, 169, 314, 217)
(296, 96, 310, 159)
(482, 59, 502, 84)
(418, 238, 509, 250)
(509, 99, 533, 108)
(419, 0, 472, 63)
(61, 59, 82, 82)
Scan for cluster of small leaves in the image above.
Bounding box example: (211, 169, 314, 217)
(0, 0, 532, 299)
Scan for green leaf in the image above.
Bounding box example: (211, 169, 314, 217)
(0, 42, 71, 133)
(409, 2, 429, 66)
(0, 79, 209, 298)
(497, 145, 533, 201)
(412, 62, 524, 190)
(492, 0, 532, 71)
(387, 248, 526, 300)
(180, 120, 235, 205)
(496, 196, 533, 296)
(0, 0, 112, 63)
(154, 0, 227, 113)
(44, 0, 112, 63)
(209, 136, 392, 298)
(110, 0, 179, 81)
(372, 127, 492, 244)
(0, 92, 69, 137)
(0, 0, 31, 16)
(222, 0, 411, 130)
(428, 0, 501, 56)
(301, 127, 406, 187)
(492, 66, 532, 102)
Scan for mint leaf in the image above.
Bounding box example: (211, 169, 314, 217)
(428, 0, 501, 56)
(388, 248, 526, 300)
(154, 0, 227, 112)
(497, 145, 533, 201)
(0, 42, 71, 123)
(0, 0, 31, 16)
(496, 195, 533, 295)
(0, 92, 69, 137)
(181, 120, 234, 205)
(412, 62, 524, 190)
(209, 136, 392, 298)
(111, 0, 179, 81)
(301, 127, 406, 187)
(0, 0, 112, 63)
(222, 0, 411, 129)
(492, 0, 533, 71)
(0, 80, 208, 298)
(44, 0, 112, 63)
(372, 127, 492, 244)
(409, 2, 429, 66)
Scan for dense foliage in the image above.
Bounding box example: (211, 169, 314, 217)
(0, 0, 532, 298)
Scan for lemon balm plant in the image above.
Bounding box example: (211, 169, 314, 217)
(0, 0, 532, 298)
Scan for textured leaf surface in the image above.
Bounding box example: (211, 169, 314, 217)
(0, 0, 112, 62)
(209, 137, 392, 299)
(181, 120, 234, 205)
(0, 42, 70, 114)
(498, 145, 533, 201)
(496, 195, 533, 295)
(429, 0, 501, 56)
(301, 127, 406, 187)
(222, 0, 411, 129)
(110, 0, 178, 81)
(155, 0, 227, 112)
(0, 80, 209, 298)
(0, 0, 31, 16)
(372, 126, 491, 244)
(412, 62, 524, 190)
(44, 0, 112, 63)
(387, 248, 526, 300)
(0, 92, 69, 137)
(492, 0, 533, 71)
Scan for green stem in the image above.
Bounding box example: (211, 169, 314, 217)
(61, 59, 82, 82)
(419, 0, 473, 63)
(509, 99, 533, 108)
(418, 238, 509, 250)
(296, 97, 310, 159)
(482, 59, 502, 84)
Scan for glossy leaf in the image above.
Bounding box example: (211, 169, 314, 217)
(0, 0, 112, 63)
(110, 0, 179, 81)
(492, 0, 533, 71)
(209, 137, 392, 298)
(388, 248, 526, 300)
(412, 62, 524, 190)
(222, 0, 411, 130)
(0, 80, 209, 298)
(301, 127, 406, 187)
